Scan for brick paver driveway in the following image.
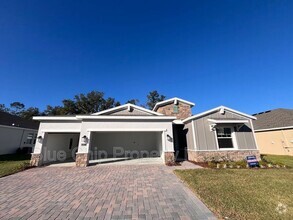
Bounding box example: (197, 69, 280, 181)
(0, 165, 216, 220)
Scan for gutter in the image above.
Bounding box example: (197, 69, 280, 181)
(254, 126, 293, 132)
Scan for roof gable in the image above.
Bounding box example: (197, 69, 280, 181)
(153, 97, 195, 111)
(183, 106, 256, 123)
(92, 104, 163, 116)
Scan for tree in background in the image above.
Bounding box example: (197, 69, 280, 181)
(44, 105, 64, 116)
(102, 97, 121, 111)
(0, 104, 9, 113)
(62, 99, 79, 115)
(21, 107, 41, 120)
(9, 102, 25, 117)
(74, 91, 120, 114)
(2, 90, 166, 118)
(0, 102, 41, 120)
(146, 90, 166, 110)
(44, 91, 120, 115)
(126, 99, 139, 105)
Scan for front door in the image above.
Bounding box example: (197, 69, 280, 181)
(173, 124, 187, 161)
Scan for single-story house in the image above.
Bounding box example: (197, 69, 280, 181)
(31, 98, 260, 167)
(0, 111, 39, 155)
(252, 108, 293, 156)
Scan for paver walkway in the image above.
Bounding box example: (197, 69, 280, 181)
(0, 165, 216, 220)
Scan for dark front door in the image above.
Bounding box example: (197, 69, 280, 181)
(173, 124, 187, 161)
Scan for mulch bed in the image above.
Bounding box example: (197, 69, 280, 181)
(188, 161, 210, 168)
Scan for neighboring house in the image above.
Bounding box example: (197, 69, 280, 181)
(252, 108, 293, 156)
(0, 111, 39, 155)
(31, 98, 260, 167)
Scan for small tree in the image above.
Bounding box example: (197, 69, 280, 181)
(146, 91, 166, 110)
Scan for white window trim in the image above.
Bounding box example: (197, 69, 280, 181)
(191, 121, 197, 150)
(214, 126, 238, 150)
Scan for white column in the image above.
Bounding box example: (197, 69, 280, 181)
(77, 131, 91, 153)
(161, 131, 166, 153)
(33, 131, 47, 154)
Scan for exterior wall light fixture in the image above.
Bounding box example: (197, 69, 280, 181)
(81, 135, 88, 145)
(37, 136, 43, 143)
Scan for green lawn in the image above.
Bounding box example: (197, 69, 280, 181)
(175, 169, 293, 220)
(0, 154, 31, 178)
(262, 154, 293, 168)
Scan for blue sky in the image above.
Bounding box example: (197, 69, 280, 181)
(0, 0, 292, 114)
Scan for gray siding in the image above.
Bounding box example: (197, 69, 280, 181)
(184, 122, 194, 150)
(193, 117, 218, 150)
(191, 110, 257, 151)
(0, 126, 37, 155)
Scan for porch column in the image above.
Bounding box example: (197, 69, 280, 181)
(30, 131, 47, 167)
(76, 131, 91, 167)
(162, 130, 175, 164)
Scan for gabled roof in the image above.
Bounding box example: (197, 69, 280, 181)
(33, 104, 178, 121)
(33, 115, 176, 121)
(182, 106, 256, 123)
(92, 103, 163, 116)
(153, 97, 195, 111)
(252, 108, 293, 131)
(0, 111, 39, 130)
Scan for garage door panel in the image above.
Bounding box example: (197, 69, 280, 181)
(90, 132, 162, 158)
(43, 133, 79, 163)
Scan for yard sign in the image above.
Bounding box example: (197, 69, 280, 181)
(246, 155, 259, 167)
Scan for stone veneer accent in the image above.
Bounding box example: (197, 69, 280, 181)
(30, 153, 42, 167)
(164, 152, 175, 164)
(187, 150, 261, 162)
(75, 153, 89, 167)
(156, 102, 192, 120)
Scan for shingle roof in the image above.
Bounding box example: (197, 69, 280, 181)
(0, 111, 39, 130)
(252, 108, 293, 130)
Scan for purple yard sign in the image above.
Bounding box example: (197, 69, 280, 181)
(246, 155, 259, 167)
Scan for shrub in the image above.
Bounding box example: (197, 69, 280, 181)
(16, 147, 33, 155)
(207, 161, 217, 168)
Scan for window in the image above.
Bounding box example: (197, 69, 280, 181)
(173, 105, 179, 113)
(216, 127, 235, 149)
(25, 133, 37, 145)
(25, 133, 34, 145)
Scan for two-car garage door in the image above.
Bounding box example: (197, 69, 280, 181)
(90, 131, 163, 159)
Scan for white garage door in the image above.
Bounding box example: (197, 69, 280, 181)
(90, 131, 162, 159)
(43, 133, 80, 164)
